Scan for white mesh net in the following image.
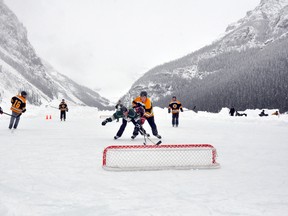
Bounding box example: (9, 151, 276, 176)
(103, 144, 220, 171)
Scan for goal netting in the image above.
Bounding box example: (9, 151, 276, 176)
(102, 144, 220, 171)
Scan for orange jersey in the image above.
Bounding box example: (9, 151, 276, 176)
(11, 95, 26, 114)
(132, 96, 154, 118)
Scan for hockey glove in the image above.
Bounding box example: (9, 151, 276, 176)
(135, 123, 145, 135)
(140, 117, 146, 124)
(180, 108, 183, 112)
(168, 109, 171, 113)
(22, 109, 26, 113)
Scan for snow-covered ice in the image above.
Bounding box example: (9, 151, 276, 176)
(0, 105, 288, 216)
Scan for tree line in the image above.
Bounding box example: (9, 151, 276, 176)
(128, 36, 288, 113)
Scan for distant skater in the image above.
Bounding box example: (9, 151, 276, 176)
(271, 110, 279, 116)
(259, 110, 268, 117)
(168, 96, 183, 127)
(235, 111, 247, 117)
(59, 99, 68, 121)
(229, 107, 235, 116)
(9, 91, 27, 129)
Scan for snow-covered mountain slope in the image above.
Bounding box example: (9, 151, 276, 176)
(217, 0, 288, 50)
(0, 1, 111, 109)
(123, 0, 288, 113)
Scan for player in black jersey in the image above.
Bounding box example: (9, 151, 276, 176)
(168, 96, 183, 127)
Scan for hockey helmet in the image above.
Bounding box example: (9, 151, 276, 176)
(21, 91, 27, 97)
(120, 106, 128, 113)
(140, 91, 147, 97)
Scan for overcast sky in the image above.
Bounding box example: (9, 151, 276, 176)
(5, 0, 260, 102)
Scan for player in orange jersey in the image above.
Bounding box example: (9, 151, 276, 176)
(9, 91, 27, 129)
(132, 91, 161, 139)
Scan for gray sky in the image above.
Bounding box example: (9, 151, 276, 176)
(5, 0, 260, 102)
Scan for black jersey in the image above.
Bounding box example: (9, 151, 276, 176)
(168, 100, 183, 114)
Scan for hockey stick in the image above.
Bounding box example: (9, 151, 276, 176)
(48, 105, 59, 110)
(147, 135, 162, 145)
(136, 124, 161, 145)
(2, 112, 22, 118)
(2, 112, 13, 117)
(143, 132, 147, 145)
(183, 106, 197, 112)
(142, 130, 161, 145)
(138, 126, 148, 145)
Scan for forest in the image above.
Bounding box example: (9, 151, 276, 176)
(126, 36, 288, 113)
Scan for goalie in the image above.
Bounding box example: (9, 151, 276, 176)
(101, 106, 147, 140)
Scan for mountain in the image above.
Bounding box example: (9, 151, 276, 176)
(122, 0, 288, 113)
(0, 0, 111, 109)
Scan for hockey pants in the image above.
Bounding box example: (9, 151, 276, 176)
(9, 111, 21, 129)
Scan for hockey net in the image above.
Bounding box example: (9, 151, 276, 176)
(102, 144, 220, 171)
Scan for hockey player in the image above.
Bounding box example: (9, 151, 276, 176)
(259, 110, 268, 117)
(115, 100, 123, 122)
(101, 106, 146, 139)
(132, 91, 161, 139)
(168, 96, 183, 127)
(229, 107, 236, 116)
(115, 100, 123, 111)
(59, 99, 68, 121)
(9, 91, 27, 129)
(271, 110, 279, 116)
